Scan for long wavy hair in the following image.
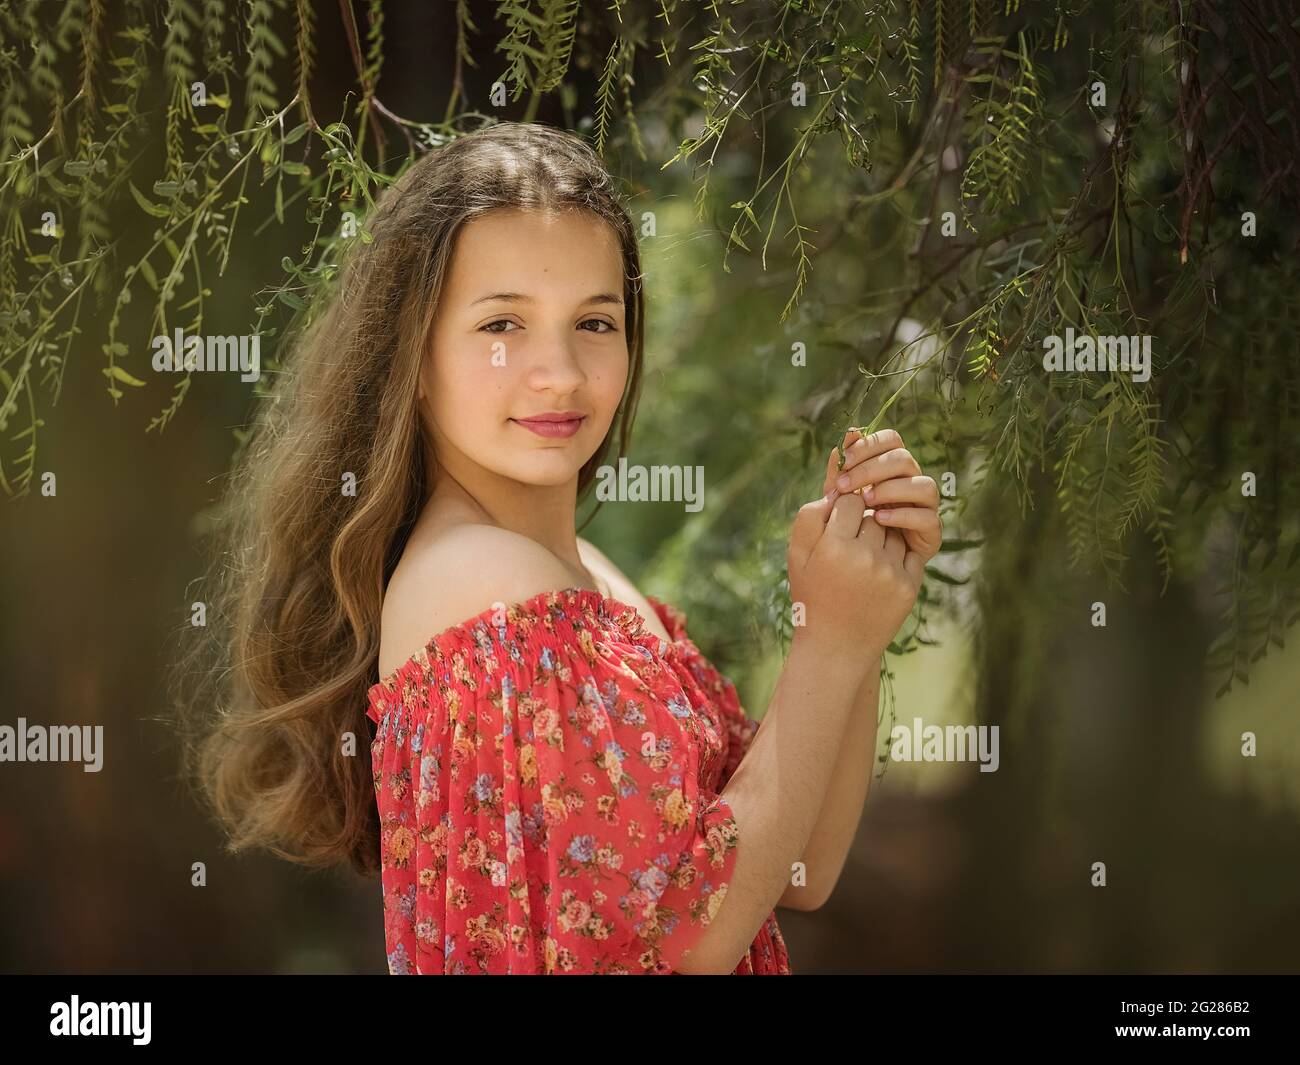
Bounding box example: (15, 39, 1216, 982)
(170, 122, 647, 877)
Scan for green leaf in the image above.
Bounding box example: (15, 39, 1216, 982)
(924, 566, 968, 586)
(938, 538, 985, 552)
(102, 365, 147, 387)
(42, 174, 79, 197)
(129, 181, 171, 218)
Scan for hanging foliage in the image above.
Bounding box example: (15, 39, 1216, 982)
(1, 0, 1296, 721)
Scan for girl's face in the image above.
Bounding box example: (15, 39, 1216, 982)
(420, 208, 630, 490)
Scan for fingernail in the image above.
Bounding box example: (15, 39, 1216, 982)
(835, 474, 850, 491)
(861, 485, 874, 502)
(875, 508, 891, 521)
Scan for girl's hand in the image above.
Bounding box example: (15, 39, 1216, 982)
(823, 428, 942, 566)
(787, 445, 927, 671)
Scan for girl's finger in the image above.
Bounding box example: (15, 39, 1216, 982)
(861, 475, 939, 509)
(902, 546, 926, 588)
(856, 507, 887, 552)
(823, 428, 870, 494)
(874, 507, 942, 560)
(872, 506, 941, 532)
(834, 446, 921, 493)
(882, 527, 907, 566)
(836, 428, 903, 478)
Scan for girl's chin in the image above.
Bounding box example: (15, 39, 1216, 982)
(497, 453, 594, 484)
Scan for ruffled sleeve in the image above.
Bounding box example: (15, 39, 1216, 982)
(366, 588, 741, 975)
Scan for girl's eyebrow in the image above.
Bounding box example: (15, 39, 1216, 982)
(469, 292, 625, 307)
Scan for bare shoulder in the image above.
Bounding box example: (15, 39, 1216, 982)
(576, 534, 619, 576)
(378, 524, 581, 679)
(576, 535, 642, 598)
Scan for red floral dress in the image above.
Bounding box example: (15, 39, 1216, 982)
(365, 586, 792, 975)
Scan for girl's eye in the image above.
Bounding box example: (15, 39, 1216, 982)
(482, 319, 616, 334)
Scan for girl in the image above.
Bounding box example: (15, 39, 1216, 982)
(175, 121, 941, 975)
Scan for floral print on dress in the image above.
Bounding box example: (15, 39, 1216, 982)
(365, 587, 791, 975)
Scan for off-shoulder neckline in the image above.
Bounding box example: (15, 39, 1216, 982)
(368, 585, 694, 703)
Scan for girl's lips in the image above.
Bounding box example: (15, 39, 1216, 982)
(511, 415, 585, 439)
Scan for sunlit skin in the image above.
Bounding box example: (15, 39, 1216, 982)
(416, 207, 630, 575)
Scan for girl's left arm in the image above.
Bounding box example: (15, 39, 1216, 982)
(777, 663, 881, 909)
(776, 427, 941, 910)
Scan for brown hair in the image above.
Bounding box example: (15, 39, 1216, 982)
(170, 122, 647, 876)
